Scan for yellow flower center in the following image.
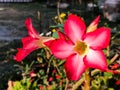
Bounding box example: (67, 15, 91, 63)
(74, 41, 89, 56)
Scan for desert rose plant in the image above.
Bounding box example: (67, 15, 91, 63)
(45, 14, 111, 81)
(14, 18, 53, 62)
(11, 13, 117, 90)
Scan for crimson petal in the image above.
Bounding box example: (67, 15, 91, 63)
(64, 14, 86, 43)
(84, 27, 111, 49)
(87, 15, 100, 33)
(14, 37, 40, 62)
(65, 54, 87, 80)
(46, 39, 75, 59)
(25, 18, 39, 38)
(84, 49, 108, 71)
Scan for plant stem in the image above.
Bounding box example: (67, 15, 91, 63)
(72, 78, 84, 90)
(110, 53, 119, 64)
(46, 55, 53, 74)
(72, 68, 91, 90)
(53, 59, 61, 75)
(65, 78, 69, 90)
(84, 68, 91, 90)
(106, 46, 110, 57)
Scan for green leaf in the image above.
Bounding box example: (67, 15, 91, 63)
(104, 72, 113, 78)
(50, 24, 64, 28)
(108, 88, 114, 90)
(32, 81, 38, 88)
(107, 59, 111, 65)
(52, 32, 59, 39)
(58, 60, 65, 66)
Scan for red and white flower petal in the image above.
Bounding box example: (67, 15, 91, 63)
(44, 39, 54, 48)
(14, 42, 40, 62)
(58, 31, 68, 40)
(14, 48, 29, 62)
(89, 15, 100, 27)
(14, 37, 41, 61)
(65, 54, 87, 80)
(44, 32, 67, 47)
(84, 49, 108, 71)
(14, 38, 40, 62)
(22, 37, 39, 49)
(47, 39, 75, 59)
(25, 18, 39, 38)
(87, 15, 100, 33)
(22, 37, 32, 48)
(84, 27, 110, 49)
(64, 14, 86, 43)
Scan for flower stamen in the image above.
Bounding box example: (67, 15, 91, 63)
(74, 41, 89, 56)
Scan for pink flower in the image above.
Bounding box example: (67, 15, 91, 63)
(116, 80, 120, 85)
(29, 70, 37, 77)
(56, 74, 61, 79)
(49, 77, 53, 82)
(111, 63, 119, 69)
(45, 14, 111, 80)
(14, 18, 53, 62)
